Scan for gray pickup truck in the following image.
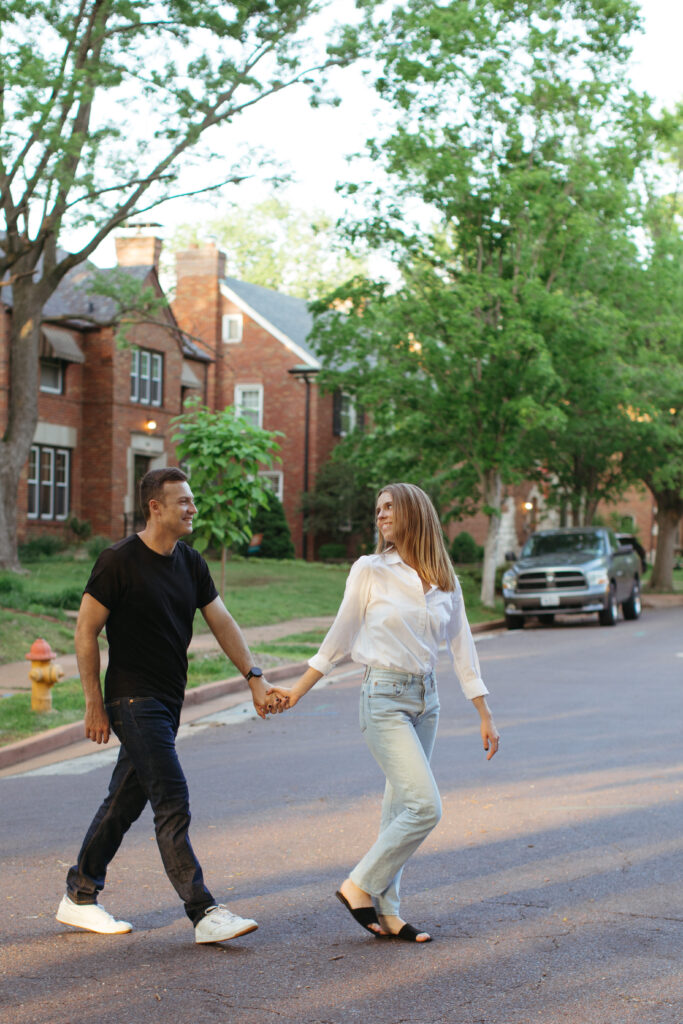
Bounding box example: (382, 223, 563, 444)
(501, 527, 642, 629)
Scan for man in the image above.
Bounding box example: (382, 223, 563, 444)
(56, 467, 277, 943)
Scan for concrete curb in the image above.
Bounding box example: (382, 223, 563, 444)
(0, 618, 507, 771)
(0, 659, 312, 772)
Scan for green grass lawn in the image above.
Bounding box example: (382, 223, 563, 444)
(0, 552, 504, 666)
(0, 628, 325, 747)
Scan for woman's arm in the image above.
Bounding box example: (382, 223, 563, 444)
(306, 557, 373, 676)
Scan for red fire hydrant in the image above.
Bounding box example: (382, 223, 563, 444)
(26, 638, 64, 712)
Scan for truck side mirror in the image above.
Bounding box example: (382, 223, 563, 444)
(505, 551, 517, 562)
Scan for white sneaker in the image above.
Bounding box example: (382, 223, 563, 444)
(194, 904, 258, 943)
(56, 895, 132, 934)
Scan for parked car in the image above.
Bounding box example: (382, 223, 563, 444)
(502, 527, 642, 629)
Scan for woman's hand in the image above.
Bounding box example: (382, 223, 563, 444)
(471, 695, 499, 760)
(480, 714, 500, 760)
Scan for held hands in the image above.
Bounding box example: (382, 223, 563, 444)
(264, 684, 300, 713)
(248, 675, 287, 720)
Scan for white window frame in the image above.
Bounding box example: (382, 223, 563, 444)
(28, 444, 70, 521)
(234, 383, 264, 428)
(27, 446, 39, 518)
(259, 471, 284, 502)
(130, 348, 163, 407)
(39, 358, 64, 394)
(40, 447, 55, 519)
(55, 448, 69, 519)
(222, 314, 243, 344)
(340, 392, 357, 436)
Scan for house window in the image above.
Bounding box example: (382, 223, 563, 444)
(27, 445, 70, 520)
(259, 471, 284, 502)
(333, 391, 362, 436)
(222, 314, 243, 343)
(130, 348, 163, 406)
(39, 358, 64, 394)
(235, 384, 263, 428)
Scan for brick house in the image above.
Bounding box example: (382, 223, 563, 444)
(0, 230, 210, 544)
(2, 228, 675, 564)
(173, 241, 351, 559)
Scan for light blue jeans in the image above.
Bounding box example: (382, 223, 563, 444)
(350, 666, 442, 917)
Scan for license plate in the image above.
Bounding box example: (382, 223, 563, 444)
(540, 594, 560, 607)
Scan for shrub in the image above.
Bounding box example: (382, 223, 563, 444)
(0, 575, 25, 596)
(40, 585, 85, 610)
(242, 492, 295, 560)
(450, 531, 484, 564)
(18, 535, 67, 560)
(317, 542, 348, 561)
(67, 516, 92, 541)
(87, 535, 112, 560)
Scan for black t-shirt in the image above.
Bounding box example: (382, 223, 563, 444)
(85, 535, 218, 706)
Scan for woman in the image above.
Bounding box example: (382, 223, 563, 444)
(267, 483, 499, 943)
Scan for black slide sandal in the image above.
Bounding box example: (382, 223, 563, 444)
(375, 922, 432, 942)
(335, 890, 381, 934)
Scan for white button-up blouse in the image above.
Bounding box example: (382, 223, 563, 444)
(308, 549, 488, 700)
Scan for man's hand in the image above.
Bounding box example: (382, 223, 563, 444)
(84, 702, 110, 744)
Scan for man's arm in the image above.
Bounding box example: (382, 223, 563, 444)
(74, 593, 110, 744)
(201, 596, 278, 719)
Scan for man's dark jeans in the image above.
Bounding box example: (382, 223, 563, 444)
(66, 696, 214, 924)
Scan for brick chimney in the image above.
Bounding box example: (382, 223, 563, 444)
(115, 223, 163, 269)
(173, 241, 226, 409)
(175, 241, 226, 283)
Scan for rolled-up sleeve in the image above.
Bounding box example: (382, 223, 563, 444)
(445, 581, 489, 700)
(308, 557, 373, 675)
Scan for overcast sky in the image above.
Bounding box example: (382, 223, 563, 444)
(86, 0, 682, 266)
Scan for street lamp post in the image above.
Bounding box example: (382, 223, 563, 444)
(288, 364, 320, 560)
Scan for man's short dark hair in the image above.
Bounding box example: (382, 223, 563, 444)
(140, 467, 188, 521)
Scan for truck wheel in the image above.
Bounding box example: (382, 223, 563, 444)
(622, 579, 641, 620)
(598, 584, 618, 626)
(505, 613, 524, 630)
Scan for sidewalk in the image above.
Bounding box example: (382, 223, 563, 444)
(0, 616, 338, 697)
(0, 615, 506, 773)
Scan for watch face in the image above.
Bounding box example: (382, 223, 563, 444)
(248, 667, 263, 678)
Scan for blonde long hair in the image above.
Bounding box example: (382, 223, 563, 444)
(375, 482, 456, 592)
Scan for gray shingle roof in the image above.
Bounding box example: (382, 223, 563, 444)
(223, 277, 318, 364)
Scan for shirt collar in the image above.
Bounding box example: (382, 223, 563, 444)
(383, 547, 438, 592)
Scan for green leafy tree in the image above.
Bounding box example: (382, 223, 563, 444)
(171, 398, 281, 596)
(620, 106, 683, 589)
(0, 0, 365, 570)
(165, 197, 365, 300)
(312, 0, 646, 606)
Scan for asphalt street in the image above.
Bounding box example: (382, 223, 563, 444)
(1, 606, 682, 1024)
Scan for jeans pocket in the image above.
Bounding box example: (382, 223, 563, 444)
(367, 678, 407, 698)
(359, 688, 368, 733)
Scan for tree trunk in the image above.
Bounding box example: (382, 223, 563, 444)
(480, 470, 503, 608)
(0, 274, 43, 571)
(648, 493, 683, 591)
